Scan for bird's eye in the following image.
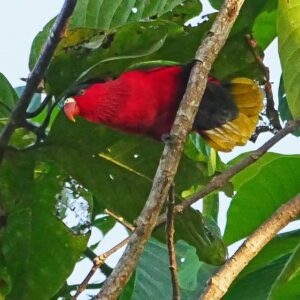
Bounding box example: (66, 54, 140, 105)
(78, 89, 85, 96)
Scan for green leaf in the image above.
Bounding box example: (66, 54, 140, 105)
(0, 73, 18, 118)
(29, 18, 55, 70)
(269, 242, 300, 300)
(0, 253, 11, 297)
(70, 0, 201, 29)
(208, 0, 223, 10)
(45, 21, 173, 96)
(132, 238, 218, 299)
(224, 230, 300, 300)
(46, 113, 227, 265)
(278, 0, 300, 118)
(224, 155, 300, 245)
(228, 152, 285, 190)
(278, 75, 300, 136)
(0, 152, 89, 300)
(93, 215, 116, 235)
(29, 0, 201, 69)
(252, 0, 278, 49)
(203, 193, 219, 222)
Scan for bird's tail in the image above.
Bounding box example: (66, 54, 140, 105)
(202, 78, 264, 152)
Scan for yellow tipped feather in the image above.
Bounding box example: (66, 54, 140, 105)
(203, 78, 264, 152)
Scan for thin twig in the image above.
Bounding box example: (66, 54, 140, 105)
(246, 34, 282, 132)
(35, 98, 61, 142)
(74, 212, 135, 298)
(73, 237, 130, 299)
(96, 1, 247, 299)
(0, 0, 77, 162)
(199, 193, 300, 300)
(26, 94, 53, 118)
(166, 183, 180, 300)
(104, 209, 135, 232)
(156, 118, 300, 226)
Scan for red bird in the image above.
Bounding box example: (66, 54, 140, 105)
(64, 63, 263, 151)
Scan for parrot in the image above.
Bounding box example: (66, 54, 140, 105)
(63, 62, 264, 152)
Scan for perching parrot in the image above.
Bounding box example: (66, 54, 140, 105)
(63, 62, 263, 152)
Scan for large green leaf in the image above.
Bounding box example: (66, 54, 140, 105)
(51, 17, 264, 96)
(29, 0, 201, 69)
(278, 75, 300, 136)
(278, 0, 300, 118)
(0, 73, 18, 119)
(224, 230, 300, 300)
(45, 21, 174, 96)
(0, 152, 89, 300)
(70, 0, 202, 29)
(46, 113, 227, 265)
(132, 238, 218, 299)
(252, 0, 278, 49)
(228, 152, 286, 190)
(269, 242, 300, 300)
(224, 155, 300, 245)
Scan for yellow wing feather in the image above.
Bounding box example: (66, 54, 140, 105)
(202, 78, 264, 152)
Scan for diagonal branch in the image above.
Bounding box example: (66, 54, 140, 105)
(73, 237, 130, 299)
(156, 118, 300, 226)
(0, 0, 77, 162)
(95, 1, 246, 299)
(199, 193, 300, 300)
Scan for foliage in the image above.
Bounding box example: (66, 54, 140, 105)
(0, 0, 299, 299)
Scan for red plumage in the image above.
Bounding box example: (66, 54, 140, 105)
(72, 66, 189, 139)
(64, 63, 263, 151)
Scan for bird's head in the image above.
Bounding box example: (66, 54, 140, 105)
(64, 97, 80, 122)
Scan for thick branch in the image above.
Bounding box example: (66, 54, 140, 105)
(200, 193, 300, 300)
(0, 0, 77, 162)
(96, 1, 246, 299)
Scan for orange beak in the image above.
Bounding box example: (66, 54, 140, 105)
(64, 98, 80, 122)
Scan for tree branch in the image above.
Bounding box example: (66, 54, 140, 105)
(95, 1, 246, 299)
(155, 118, 300, 226)
(0, 0, 77, 162)
(74, 237, 130, 299)
(199, 193, 300, 300)
(104, 209, 135, 232)
(166, 183, 180, 300)
(246, 34, 282, 132)
(25, 94, 53, 118)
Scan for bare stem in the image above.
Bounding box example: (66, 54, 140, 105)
(246, 34, 282, 132)
(104, 209, 135, 232)
(73, 237, 129, 299)
(96, 1, 247, 299)
(0, 0, 77, 162)
(166, 183, 180, 300)
(199, 193, 300, 300)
